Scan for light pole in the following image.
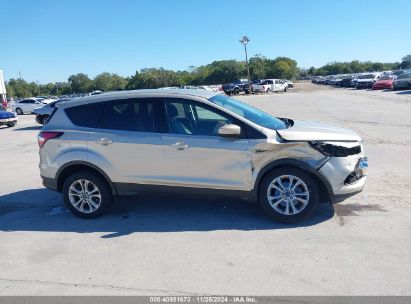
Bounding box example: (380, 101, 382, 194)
(239, 36, 252, 94)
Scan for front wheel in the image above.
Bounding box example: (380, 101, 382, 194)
(62, 171, 113, 218)
(258, 167, 319, 223)
(15, 108, 23, 115)
(7, 122, 16, 127)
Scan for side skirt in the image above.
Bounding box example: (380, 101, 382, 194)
(114, 183, 252, 200)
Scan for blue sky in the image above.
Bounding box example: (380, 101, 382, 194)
(1, 0, 410, 83)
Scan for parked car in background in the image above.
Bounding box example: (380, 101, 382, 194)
(244, 79, 264, 93)
(222, 79, 249, 95)
(36, 96, 58, 104)
(314, 77, 326, 84)
(0, 108, 18, 127)
(339, 76, 354, 87)
(393, 72, 411, 90)
(372, 75, 396, 90)
(263, 79, 289, 92)
(12, 98, 46, 115)
(39, 89, 367, 222)
(356, 73, 381, 89)
(282, 80, 294, 88)
(33, 99, 69, 125)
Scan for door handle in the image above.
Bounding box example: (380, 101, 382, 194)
(170, 142, 189, 150)
(96, 138, 113, 145)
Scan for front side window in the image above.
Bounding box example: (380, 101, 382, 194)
(165, 99, 233, 136)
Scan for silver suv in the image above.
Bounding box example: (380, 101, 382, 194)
(38, 90, 368, 223)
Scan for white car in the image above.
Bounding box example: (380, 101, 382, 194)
(282, 79, 294, 88)
(255, 79, 288, 93)
(12, 98, 45, 115)
(356, 73, 382, 89)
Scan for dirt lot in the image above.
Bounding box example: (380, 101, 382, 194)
(0, 83, 410, 295)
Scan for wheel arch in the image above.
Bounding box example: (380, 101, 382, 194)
(56, 161, 118, 195)
(251, 158, 332, 203)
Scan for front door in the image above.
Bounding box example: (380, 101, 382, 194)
(161, 98, 254, 191)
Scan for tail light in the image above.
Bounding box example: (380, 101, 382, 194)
(38, 132, 63, 148)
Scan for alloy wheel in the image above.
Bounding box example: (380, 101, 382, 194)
(68, 179, 102, 213)
(266, 175, 310, 215)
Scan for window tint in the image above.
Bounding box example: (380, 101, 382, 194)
(104, 99, 156, 132)
(65, 102, 105, 128)
(165, 99, 235, 137)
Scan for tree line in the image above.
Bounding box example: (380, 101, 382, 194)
(6, 54, 410, 98)
(5, 55, 297, 98)
(299, 54, 411, 77)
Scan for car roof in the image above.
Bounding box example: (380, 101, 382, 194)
(58, 89, 223, 109)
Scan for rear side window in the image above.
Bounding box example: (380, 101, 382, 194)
(65, 102, 105, 128)
(103, 98, 164, 132)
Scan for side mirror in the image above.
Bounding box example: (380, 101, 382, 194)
(218, 124, 241, 138)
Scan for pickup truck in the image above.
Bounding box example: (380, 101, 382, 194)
(222, 79, 249, 95)
(253, 79, 289, 93)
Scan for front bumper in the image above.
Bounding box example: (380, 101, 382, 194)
(320, 156, 368, 203)
(0, 117, 18, 126)
(356, 82, 373, 89)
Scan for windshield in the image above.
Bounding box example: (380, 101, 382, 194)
(380, 75, 393, 80)
(209, 94, 287, 130)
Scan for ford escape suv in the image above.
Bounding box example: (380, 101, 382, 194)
(39, 90, 368, 223)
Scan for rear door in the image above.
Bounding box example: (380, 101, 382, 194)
(86, 98, 166, 188)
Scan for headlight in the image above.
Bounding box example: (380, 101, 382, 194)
(309, 141, 361, 157)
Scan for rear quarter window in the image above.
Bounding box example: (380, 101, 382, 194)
(65, 102, 106, 128)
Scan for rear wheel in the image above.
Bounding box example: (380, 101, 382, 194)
(62, 171, 112, 218)
(7, 122, 16, 127)
(284, 87, 288, 92)
(258, 167, 319, 223)
(42, 115, 50, 125)
(15, 108, 23, 115)
(266, 88, 271, 94)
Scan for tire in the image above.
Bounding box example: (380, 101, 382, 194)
(258, 167, 319, 223)
(266, 89, 271, 94)
(15, 108, 23, 115)
(42, 115, 50, 125)
(7, 122, 16, 127)
(62, 170, 113, 219)
(284, 87, 288, 92)
(234, 88, 240, 95)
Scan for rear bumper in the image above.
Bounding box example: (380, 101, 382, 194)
(41, 176, 59, 192)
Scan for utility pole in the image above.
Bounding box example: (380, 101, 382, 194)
(239, 36, 252, 94)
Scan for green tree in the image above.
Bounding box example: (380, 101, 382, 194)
(400, 55, 411, 69)
(68, 73, 92, 93)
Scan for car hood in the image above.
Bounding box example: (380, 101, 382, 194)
(375, 79, 393, 84)
(277, 120, 361, 142)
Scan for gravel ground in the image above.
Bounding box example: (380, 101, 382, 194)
(0, 83, 410, 295)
